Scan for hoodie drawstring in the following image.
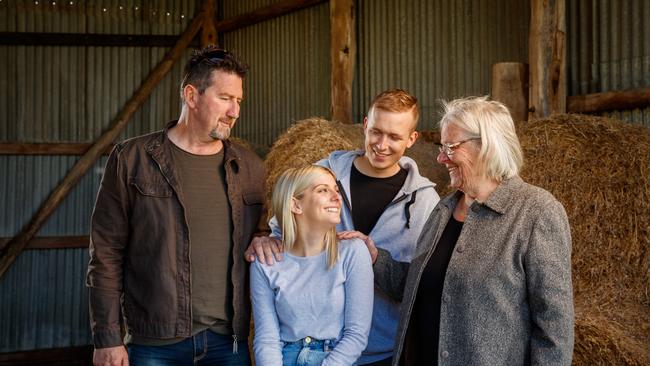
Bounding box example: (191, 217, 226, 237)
(404, 190, 417, 229)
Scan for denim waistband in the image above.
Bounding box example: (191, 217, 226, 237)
(284, 337, 338, 352)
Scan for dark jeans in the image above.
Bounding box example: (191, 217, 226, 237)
(362, 357, 393, 366)
(128, 330, 251, 366)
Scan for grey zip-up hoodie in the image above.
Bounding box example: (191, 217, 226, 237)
(317, 150, 440, 364)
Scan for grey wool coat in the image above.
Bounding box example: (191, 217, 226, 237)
(375, 176, 574, 366)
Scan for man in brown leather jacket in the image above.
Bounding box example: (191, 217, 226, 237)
(87, 47, 267, 366)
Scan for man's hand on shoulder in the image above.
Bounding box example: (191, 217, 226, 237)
(245, 236, 283, 265)
(337, 231, 378, 264)
(93, 345, 128, 366)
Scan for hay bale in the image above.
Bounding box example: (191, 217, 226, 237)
(574, 306, 649, 366)
(264, 117, 358, 207)
(517, 114, 650, 365)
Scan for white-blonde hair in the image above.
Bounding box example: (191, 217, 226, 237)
(272, 165, 338, 268)
(439, 96, 523, 181)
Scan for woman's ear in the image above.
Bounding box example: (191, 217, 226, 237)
(290, 197, 303, 214)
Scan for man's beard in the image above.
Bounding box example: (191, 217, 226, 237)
(209, 126, 231, 140)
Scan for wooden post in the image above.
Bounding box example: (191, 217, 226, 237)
(330, 0, 355, 124)
(201, 0, 218, 47)
(0, 14, 204, 278)
(491, 62, 529, 122)
(528, 0, 566, 119)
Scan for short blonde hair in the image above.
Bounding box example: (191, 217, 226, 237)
(272, 165, 338, 268)
(439, 96, 523, 181)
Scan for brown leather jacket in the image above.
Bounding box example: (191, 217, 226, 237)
(86, 122, 268, 348)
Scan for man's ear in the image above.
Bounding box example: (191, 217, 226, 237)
(363, 116, 368, 131)
(290, 197, 303, 214)
(406, 130, 419, 149)
(183, 85, 198, 109)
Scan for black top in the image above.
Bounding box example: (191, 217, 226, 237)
(349, 163, 408, 235)
(410, 216, 463, 365)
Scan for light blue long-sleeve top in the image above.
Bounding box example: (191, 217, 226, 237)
(251, 238, 374, 366)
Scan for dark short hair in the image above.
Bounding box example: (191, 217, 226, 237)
(180, 46, 249, 99)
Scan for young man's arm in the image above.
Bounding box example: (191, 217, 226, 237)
(337, 230, 409, 301)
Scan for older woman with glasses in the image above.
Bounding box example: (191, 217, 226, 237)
(373, 97, 574, 365)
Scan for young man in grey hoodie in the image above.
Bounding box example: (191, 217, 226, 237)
(246, 89, 440, 365)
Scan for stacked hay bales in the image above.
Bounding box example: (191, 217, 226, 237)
(517, 114, 650, 365)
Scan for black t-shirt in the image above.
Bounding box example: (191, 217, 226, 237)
(349, 162, 408, 235)
(410, 216, 463, 365)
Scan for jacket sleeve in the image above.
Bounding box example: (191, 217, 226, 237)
(86, 145, 130, 348)
(373, 249, 410, 301)
(526, 199, 574, 365)
(323, 241, 374, 366)
(251, 262, 284, 365)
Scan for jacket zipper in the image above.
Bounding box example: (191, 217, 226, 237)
(232, 334, 239, 354)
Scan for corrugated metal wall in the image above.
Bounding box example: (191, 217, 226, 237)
(220, 0, 331, 150)
(567, 0, 650, 127)
(0, 1, 196, 142)
(0, 0, 197, 352)
(355, 0, 530, 129)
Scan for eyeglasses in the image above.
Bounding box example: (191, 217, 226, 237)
(435, 138, 480, 156)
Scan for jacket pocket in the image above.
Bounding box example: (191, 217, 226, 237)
(242, 191, 264, 206)
(131, 179, 172, 197)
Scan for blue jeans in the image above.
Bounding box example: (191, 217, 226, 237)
(282, 337, 340, 366)
(128, 330, 251, 366)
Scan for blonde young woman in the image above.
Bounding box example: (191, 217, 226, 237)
(251, 165, 374, 366)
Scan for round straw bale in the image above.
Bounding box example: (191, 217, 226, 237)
(517, 114, 650, 365)
(574, 306, 649, 365)
(264, 117, 357, 208)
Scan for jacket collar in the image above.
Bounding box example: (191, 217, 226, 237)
(439, 176, 523, 215)
(145, 120, 241, 169)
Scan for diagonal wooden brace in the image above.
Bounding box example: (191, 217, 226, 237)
(0, 13, 205, 278)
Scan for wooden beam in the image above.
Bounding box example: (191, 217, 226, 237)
(567, 88, 650, 114)
(528, 0, 566, 118)
(0, 32, 200, 47)
(491, 62, 529, 122)
(215, 0, 327, 33)
(0, 13, 205, 279)
(330, 0, 355, 124)
(201, 0, 218, 47)
(0, 345, 92, 366)
(0, 236, 89, 251)
(0, 143, 113, 155)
